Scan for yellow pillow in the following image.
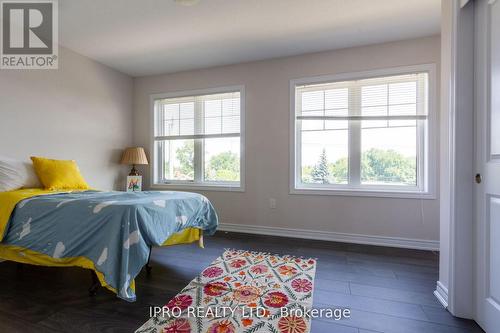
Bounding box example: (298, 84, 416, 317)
(30, 157, 90, 190)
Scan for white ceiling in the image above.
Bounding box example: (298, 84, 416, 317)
(59, 0, 441, 77)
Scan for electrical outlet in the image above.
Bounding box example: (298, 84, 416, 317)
(269, 198, 277, 209)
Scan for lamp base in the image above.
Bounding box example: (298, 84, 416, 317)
(129, 165, 140, 176)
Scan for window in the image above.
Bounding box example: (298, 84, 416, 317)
(291, 66, 435, 197)
(152, 86, 244, 190)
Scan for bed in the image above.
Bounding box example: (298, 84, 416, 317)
(0, 188, 218, 302)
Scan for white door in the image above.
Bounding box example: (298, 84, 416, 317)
(475, 0, 500, 332)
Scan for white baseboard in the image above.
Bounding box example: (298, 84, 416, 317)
(434, 281, 449, 308)
(218, 223, 439, 251)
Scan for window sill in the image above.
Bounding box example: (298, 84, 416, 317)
(151, 183, 245, 192)
(290, 187, 436, 199)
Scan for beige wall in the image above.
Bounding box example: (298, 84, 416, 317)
(0, 47, 133, 190)
(133, 36, 441, 243)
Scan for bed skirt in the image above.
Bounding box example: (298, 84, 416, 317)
(0, 227, 203, 294)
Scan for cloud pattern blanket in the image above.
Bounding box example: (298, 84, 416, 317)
(1, 190, 218, 301)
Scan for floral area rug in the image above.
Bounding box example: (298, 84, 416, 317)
(136, 249, 317, 333)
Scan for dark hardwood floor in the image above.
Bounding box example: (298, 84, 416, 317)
(0, 231, 483, 333)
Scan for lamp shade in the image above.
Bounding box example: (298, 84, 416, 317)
(121, 147, 148, 165)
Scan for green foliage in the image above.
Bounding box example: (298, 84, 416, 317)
(301, 166, 314, 183)
(361, 148, 416, 185)
(206, 151, 239, 181)
(165, 140, 239, 181)
(311, 149, 330, 184)
(176, 141, 194, 178)
(329, 157, 348, 183)
(302, 148, 416, 185)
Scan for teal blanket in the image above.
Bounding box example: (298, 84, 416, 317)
(1, 191, 218, 301)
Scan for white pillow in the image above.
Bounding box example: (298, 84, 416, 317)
(0, 156, 41, 192)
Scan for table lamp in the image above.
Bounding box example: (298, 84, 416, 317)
(121, 147, 148, 176)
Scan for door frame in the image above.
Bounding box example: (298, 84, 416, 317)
(437, 0, 475, 319)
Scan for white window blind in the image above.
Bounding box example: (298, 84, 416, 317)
(154, 91, 241, 140)
(296, 73, 428, 122)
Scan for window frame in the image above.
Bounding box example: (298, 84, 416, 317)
(289, 64, 437, 199)
(150, 85, 245, 192)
